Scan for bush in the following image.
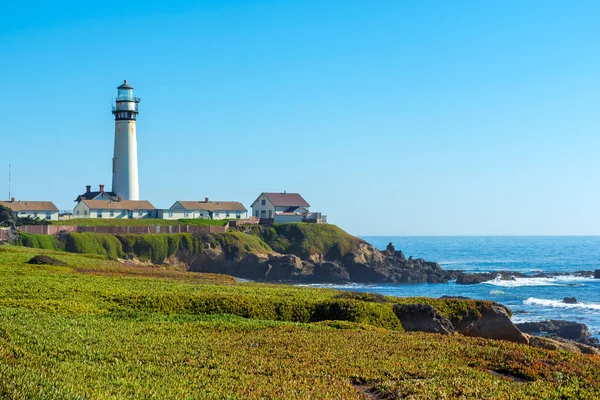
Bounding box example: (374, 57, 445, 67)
(118, 233, 205, 264)
(64, 233, 124, 260)
(17, 233, 62, 250)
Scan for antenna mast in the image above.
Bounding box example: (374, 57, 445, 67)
(8, 164, 11, 201)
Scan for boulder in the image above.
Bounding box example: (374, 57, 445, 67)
(384, 242, 395, 255)
(312, 261, 350, 283)
(393, 304, 454, 335)
(453, 304, 529, 344)
(595, 270, 600, 279)
(525, 334, 600, 355)
(516, 320, 595, 345)
(563, 297, 578, 304)
(456, 273, 495, 285)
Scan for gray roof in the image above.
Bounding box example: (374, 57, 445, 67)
(118, 80, 133, 89)
(261, 193, 310, 207)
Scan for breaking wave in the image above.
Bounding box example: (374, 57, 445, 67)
(483, 275, 591, 288)
(524, 297, 600, 311)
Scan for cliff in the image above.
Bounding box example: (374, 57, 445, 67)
(16, 224, 456, 284)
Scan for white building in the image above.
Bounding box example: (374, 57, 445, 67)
(162, 199, 247, 220)
(0, 199, 59, 221)
(251, 192, 326, 223)
(74, 200, 156, 219)
(111, 80, 141, 201)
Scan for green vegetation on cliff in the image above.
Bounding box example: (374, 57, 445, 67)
(18, 223, 364, 266)
(249, 223, 362, 260)
(0, 245, 598, 399)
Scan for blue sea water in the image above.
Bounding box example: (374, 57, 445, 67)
(309, 236, 600, 337)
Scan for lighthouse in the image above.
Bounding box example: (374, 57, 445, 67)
(111, 80, 140, 200)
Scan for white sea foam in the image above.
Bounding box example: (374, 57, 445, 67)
(524, 297, 600, 311)
(483, 274, 592, 288)
(296, 283, 386, 290)
(490, 289, 506, 295)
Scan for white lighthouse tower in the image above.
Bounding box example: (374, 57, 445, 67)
(111, 80, 141, 200)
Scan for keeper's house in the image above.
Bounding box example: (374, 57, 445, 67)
(161, 199, 247, 220)
(0, 199, 59, 221)
(251, 192, 326, 223)
(73, 200, 157, 219)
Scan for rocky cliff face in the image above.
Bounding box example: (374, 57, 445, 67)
(181, 233, 457, 284)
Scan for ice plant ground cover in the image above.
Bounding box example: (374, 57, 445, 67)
(0, 246, 598, 399)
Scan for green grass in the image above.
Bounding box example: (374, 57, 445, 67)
(51, 218, 229, 226)
(0, 245, 599, 399)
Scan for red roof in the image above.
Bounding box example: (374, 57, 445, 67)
(262, 193, 310, 207)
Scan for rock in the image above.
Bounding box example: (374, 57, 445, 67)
(312, 261, 350, 283)
(595, 270, 600, 279)
(453, 304, 529, 344)
(456, 273, 495, 285)
(563, 297, 578, 304)
(27, 255, 68, 267)
(439, 295, 472, 300)
(384, 242, 395, 255)
(393, 304, 454, 335)
(524, 334, 600, 355)
(394, 250, 406, 261)
(515, 320, 596, 346)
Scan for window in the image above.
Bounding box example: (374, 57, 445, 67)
(45, 212, 52, 220)
(255, 210, 259, 218)
(169, 211, 173, 217)
(138, 210, 143, 217)
(97, 211, 102, 218)
(34, 212, 38, 218)
(236, 211, 241, 219)
(225, 212, 230, 218)
(84, 210, 88, 216)
(261, 199, 266, 206)
(268, 210, 272, 219)
(214, 212, 219, 219)
(76, 211, 80, 215)
(110, 210, 114, 217)
(184, 211, 190, 218)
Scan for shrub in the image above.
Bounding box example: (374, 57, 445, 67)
(17, 233, 62, 250)
(64, 233, 124, 260)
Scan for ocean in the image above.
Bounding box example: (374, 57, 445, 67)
(307, 236, 600, 337)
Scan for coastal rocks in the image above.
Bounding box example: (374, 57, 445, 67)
(595, 270, 600, 279)
(311, 261, 350, 282)
(393, 304, 454, 335)
(455, 273, 496, 285)
(453, 304, 529, 344)
(563, 297, 578, 304)
(515, 320, 599, 347)
(525, 334, 600, 355)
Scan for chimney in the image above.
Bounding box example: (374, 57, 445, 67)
(205, 197, 209, 203)
(99, 184, 105, 193)
(10, 197, 15, 203)
(86, 185, 91, 193)
(117, 196, 122, 202)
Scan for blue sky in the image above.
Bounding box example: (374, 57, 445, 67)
(1, 1, 599, 235)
